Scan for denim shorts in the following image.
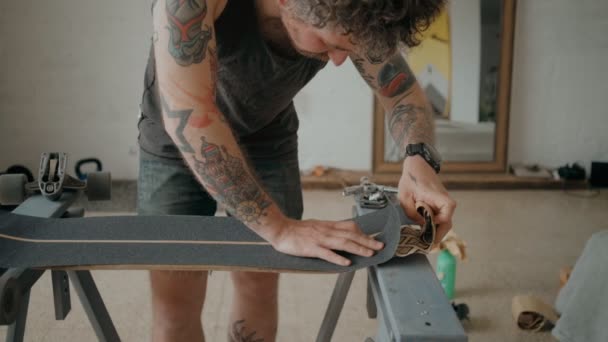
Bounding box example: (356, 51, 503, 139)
(137, 148, 303, 220)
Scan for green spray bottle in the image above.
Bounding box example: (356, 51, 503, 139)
(436, 249, 456, 300)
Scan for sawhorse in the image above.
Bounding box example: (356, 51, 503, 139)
(316, 202, 467, 341)
(1, 194, 120, 342)
(2, 174, 467, 341)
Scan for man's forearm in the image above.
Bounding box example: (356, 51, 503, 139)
(352, 51, 435, 151)
(387, 87, 435, 150)
(151, 0, 286, 240)
(159, 93, 287, 240)
(374, 54, 435, 150)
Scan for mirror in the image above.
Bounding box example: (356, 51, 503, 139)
(374, 0, 515, 173)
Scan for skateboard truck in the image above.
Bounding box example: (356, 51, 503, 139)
(0, 152, 111, 206)
(37, 152, 86, 201)
(342, 177, 398, 209)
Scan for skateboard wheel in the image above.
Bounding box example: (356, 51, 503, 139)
(86, 172, 111, 201)
(0, 174, 27, 206)
(0, 277, 21, 325)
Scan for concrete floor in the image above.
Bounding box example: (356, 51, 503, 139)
(2, 189, 607, 341)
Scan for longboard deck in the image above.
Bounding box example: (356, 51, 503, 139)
(0, 205, 410, 273)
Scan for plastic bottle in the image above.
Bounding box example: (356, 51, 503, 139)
(436, 249, 456, 300)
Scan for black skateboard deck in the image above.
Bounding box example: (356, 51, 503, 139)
(0, 204, 428, 273)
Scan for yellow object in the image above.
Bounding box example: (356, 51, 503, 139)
(405, 8, 451, 118)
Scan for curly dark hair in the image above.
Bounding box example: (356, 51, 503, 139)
(287, 0, 446, 63)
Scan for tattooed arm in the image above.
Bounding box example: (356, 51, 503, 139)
(351, 52, 456, 241)
(152, 0, 382, 265)
(351, 53, 434, 148)
(153, 0, 277, 227)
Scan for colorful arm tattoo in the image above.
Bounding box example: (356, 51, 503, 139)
(160, 94, 271, 225)
(377, 54, 417, 98)
(193, 137, 272, 224)
(165, 0, 213, 66)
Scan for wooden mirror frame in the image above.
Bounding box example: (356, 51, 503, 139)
(373, 0, 516, 173)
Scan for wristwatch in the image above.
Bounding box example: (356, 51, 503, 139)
(404, 143, 442, 174)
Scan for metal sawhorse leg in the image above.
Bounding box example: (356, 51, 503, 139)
(315, 202, 467, 342)
(1, 194, 120, 342)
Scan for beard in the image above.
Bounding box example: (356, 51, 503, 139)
(292, 45, 329, 62)
(276, 8, 330, 62)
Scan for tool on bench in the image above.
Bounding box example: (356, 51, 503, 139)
(343, 177, 398, 209)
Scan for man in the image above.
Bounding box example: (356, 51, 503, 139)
(137, 0, 455, 341)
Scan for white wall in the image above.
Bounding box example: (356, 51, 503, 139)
(0, 0, 373, 178)
(295, 64, 373, 172)
(508, 0, 608, 170)
(449, 0, 481, 124)
(0, 1, 150, 179)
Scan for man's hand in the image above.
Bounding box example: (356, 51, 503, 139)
(268, 218, 385, 266)
(398, 155, 456, 243)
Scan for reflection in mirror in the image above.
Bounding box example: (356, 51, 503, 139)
(384, 0, 503, 163)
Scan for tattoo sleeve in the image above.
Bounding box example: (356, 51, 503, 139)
(377, 54, 416, 98)
(193, 138, 272, 224)
(160, 94, 196, 153)
(160, 95, 272, 225)
(155, 1, 278, 228)
(165, 0, 212, 66)
(367, 53, 435, 149)
(351, 55, 376, 89)
(388, 103, 435, 149)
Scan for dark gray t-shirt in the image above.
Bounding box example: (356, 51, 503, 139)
(138, 0, 326, 161)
